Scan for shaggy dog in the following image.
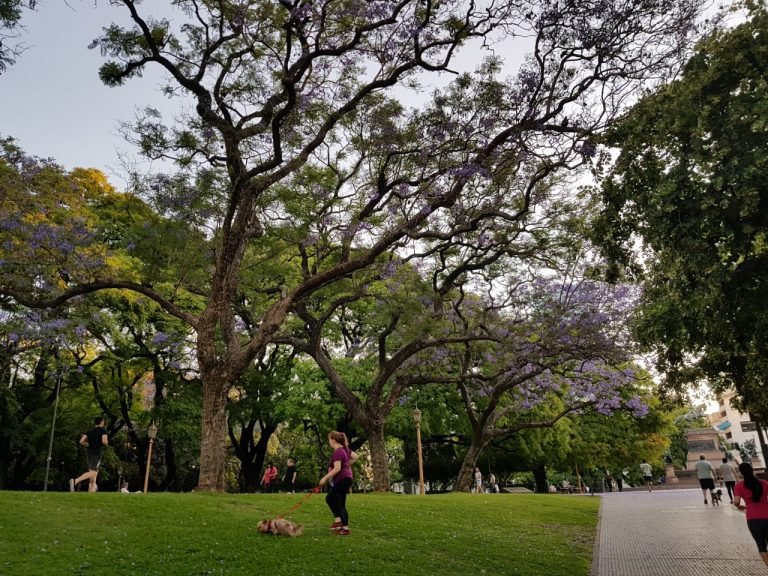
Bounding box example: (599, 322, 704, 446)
(711, 489, 723, 505)
(257, 518, 304, 537)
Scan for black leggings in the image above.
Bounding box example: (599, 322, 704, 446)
(747, 518, 768, 553)
(326, 477, 352, 526)
(724, 481, 736, 500)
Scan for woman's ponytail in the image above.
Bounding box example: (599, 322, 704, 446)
(328, 431, 349, 448)
(739, 462, 763, 503)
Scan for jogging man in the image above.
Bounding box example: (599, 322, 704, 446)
(71, 417, 108, 492)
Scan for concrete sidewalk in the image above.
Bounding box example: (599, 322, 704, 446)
(592, 488, 767, 575)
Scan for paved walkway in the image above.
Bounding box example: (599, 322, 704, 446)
(592, 488, 768, 575)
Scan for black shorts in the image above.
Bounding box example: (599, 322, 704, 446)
(643, 476, 653, 482)
(87, 453, 101, 472)
(747, 518, 768, 553)
(698, 478, 715, 490)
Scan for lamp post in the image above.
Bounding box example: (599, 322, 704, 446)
(143, 422, 158, 494)
(412, 408, 425, 496)
(43, 372, 63, 492)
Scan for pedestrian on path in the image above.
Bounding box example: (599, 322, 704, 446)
(733, 462, 768, 569)
(719, 457, 739, 503)
(70, 416, 108, 493)
(639, 460, 653, 492)
(695, 454, 717, 505)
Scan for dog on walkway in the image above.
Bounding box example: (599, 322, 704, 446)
(257, 518, 304, 537)
(711, 489, 723, 505)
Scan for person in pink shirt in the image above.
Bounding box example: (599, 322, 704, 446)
(319, 431, 359, 536)
(261, 463, 278, 493)
(734, 462, 768, 568)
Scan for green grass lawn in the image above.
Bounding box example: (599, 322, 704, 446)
(0, 491, 599, 576)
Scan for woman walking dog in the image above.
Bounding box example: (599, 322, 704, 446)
(319, 431, 358, 536)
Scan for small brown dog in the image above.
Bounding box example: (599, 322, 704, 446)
(257, 518, 304, 537)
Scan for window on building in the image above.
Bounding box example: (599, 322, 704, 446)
(726, 432, 733, 439)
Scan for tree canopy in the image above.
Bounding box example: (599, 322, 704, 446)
(0, 0, 33, 73)
(594, 5, 768, 418)
(1, 0, 709, 491)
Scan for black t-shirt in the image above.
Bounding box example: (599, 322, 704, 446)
(85, 426, 108, 457)
(284, 465, 297, 484)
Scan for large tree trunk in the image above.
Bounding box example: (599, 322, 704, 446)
(240, 458, 260, 493)
(454, 439, 484, 492)
(197, 373, 229, 492)
(366, 423, 390, 492)
(158, 439, 177, 491)
(236, 422, 276, 493)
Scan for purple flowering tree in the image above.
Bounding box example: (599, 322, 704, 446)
(73, 294, 200, 492)
(440, 276, 645, 491)
(276, 257, 502, 491)
(1, 1, 706, 490)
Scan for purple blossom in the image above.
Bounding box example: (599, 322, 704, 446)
(41, 318, 70, 330)
(626, 396, 649, 418)
(153, 332, 170, 344)
(381, 261, 398, 279)
(431, 348, 449, 362)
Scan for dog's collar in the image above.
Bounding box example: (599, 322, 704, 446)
(266, 519, 273, 532)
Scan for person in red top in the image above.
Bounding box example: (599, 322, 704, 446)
(734, 462, 768, 568)
(261, 463, 278, 493)
(319, 431, 359, 536)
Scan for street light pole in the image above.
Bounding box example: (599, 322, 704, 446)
(143, 422, 158, 494)
(43, 372, 63, 492)
(413, 408, 425, 496)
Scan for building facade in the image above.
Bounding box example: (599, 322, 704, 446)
(708, 390, 766, 469)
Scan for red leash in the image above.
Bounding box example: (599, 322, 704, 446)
(276, 486, 321, 519)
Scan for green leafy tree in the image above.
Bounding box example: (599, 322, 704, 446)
(594, 5, 768, 418)
(73, 292, 200, 492)
(0, 151, 205, 490)
(283, 258, 500, 491)
(227, 346, 297, 492)
(565, 393, 673, 488)
(0, 0, 34, 72)
(1, 1, 706, 491)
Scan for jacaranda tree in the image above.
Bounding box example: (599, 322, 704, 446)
(1, 0, 707, 490)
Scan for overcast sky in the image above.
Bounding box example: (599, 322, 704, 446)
(1, 2, 179, 184)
